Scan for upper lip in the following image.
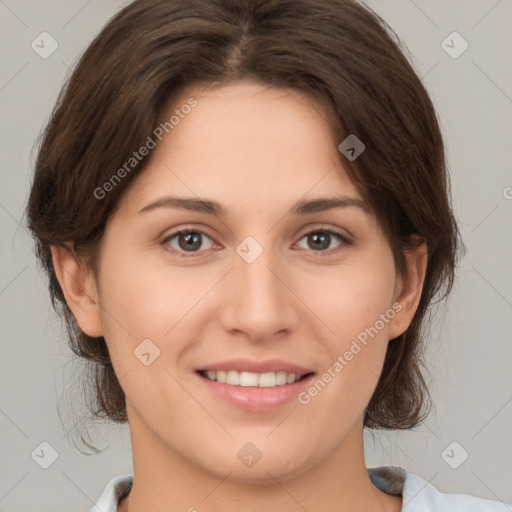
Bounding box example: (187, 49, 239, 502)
(197, 358, 315, 376)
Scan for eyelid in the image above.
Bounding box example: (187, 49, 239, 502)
(160, 223, 353, 257)
(293, 225, 352, 257)
(160, 225, 217, 257)
(295, 223, 352, 241)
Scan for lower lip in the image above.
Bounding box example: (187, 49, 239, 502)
(196, 372, 316, 412)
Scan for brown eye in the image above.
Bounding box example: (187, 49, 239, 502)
(162, 230, 215, 254)
(296, 230, 349, 254)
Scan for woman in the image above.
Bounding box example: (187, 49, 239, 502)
(26, 0, 509, 510)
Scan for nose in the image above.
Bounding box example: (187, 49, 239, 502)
(218, 243, 299, 343)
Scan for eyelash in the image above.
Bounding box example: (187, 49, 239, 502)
(160, 226, 352, 258)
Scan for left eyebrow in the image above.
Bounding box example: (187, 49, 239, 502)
(137, 195, 370, 217)
(289, 196, 370, 215)
(138, 196, 224, 216)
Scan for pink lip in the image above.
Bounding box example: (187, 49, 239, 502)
(197, 358, 314, 375)
(196, 373, 316, 412)
(195, 359, 316, 412)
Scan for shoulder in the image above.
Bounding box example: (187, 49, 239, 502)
(402, 470, 510, 511)
(89, 475, 133, 512)
(92, 469, 511, 512)
(369, 466, 511, 512)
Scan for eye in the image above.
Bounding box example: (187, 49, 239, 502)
(162, 229, 215, 256)
(161, 226, 351, 257)
(295, 229, 349, 254)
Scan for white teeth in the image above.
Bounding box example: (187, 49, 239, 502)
(275, 371, 287, 385)
(202, 370, 306, 387)
(258, 372, 276, 387)
(286, 373, 296, 384)
(239, 371, 259, 386)
(226, 370, 240, 385)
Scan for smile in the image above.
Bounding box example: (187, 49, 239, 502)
(198, 369, 312, 388)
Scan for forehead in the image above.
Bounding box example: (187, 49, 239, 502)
(161, 79, 338, 149)
(120, 79, 364, 214)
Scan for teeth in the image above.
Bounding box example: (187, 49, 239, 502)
(239, 371, 259, 386)
(258, 372, 276, 387)
(276, 371, 287, 385)
(202, 370, 304, 387)
(226, 370, 240, 385)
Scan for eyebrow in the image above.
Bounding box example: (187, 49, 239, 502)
(138, 195, 370, 216)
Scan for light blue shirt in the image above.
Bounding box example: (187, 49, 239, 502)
(89, 466, 511, 511)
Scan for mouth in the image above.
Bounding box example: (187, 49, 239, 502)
(194, 360, 316, 411)
(197, 369, 314, 388)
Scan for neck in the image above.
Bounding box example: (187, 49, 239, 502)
(119, 413, 401, 512)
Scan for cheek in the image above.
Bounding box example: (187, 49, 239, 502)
(98, 243, 200, 337)
(316, 257, 397, 342)
(96, 248, 203, 410)
(306, 253, 397, 400)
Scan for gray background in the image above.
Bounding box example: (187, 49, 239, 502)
(1, 0, 511, 510)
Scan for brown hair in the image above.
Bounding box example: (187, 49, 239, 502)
(26, 0, 462, 443)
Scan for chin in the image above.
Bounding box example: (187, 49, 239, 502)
(195, 441, 318, 485)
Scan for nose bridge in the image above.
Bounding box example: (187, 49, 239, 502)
(220, 234, 296, 340)
(236, 235, 284, 307)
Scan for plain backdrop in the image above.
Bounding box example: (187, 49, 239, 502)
(1, 1, 511, 511)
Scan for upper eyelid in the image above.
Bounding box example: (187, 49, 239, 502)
(161, 224, 350, 251)
(162, 223, 350, 239)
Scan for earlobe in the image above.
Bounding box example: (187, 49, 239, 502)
(51, 245, 103, 338)
(388, 242, 428, 340)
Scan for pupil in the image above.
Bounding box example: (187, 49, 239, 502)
(310, 233, 329, 250)
(180, 233, 201, 251)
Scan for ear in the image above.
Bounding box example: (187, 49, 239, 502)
(51, 245, 103, 338)
(388, 241, 428, 341)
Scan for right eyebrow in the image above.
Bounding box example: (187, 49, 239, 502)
(138, 195, 370, 217)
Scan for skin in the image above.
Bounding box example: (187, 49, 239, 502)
(52, 79, 427, 512)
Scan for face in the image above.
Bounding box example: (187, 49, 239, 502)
(66, 79, 420, 484)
